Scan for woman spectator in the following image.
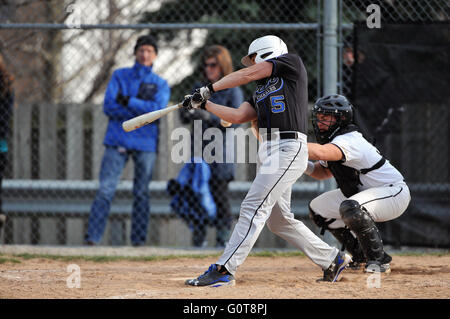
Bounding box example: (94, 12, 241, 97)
(180, 45, 244, 247)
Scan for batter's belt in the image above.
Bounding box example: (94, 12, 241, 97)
(261, 131, 306, 142)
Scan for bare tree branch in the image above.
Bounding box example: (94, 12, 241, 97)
(83, 30, 139, 103)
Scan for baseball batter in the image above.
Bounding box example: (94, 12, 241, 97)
(305, 94, 411, 273)
(183, 35, 352, 287)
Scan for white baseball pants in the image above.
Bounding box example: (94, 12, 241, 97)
(217, 133, 339, 275)
(309, 182, 411, 229)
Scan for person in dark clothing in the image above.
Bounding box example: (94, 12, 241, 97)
(180, 45, 244, 247)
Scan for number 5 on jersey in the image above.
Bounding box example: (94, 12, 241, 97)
(271, 95, 285, 113)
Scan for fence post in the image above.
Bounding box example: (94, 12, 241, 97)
(39, 102, 58, 179)
(323, 0, 338, 96)
(12, 103, 32, 179)
(321, 0, 339, 247)
(92, 104, 107, 180)
(322, 0, 338, 196)
(66, 103, 84, 180)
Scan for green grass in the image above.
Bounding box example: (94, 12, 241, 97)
(250, 251, 305, 258)
(0, 251, 305, 263)
(0, 250, 447, 264)
(0, 257, 21, 264)
(8, 252, 224, 263)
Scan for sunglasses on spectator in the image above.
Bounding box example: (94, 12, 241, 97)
(204, 62, 218, 68)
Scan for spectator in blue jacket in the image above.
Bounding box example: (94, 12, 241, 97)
(85, 35, 170, 246)
(180, 45, 244, 247)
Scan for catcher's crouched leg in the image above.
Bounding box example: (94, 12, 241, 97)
(339, 200, 388, 272)
(328, 228, 366, 267)
(309, 204, 366, 268)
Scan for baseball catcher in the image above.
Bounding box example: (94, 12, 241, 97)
(305, 94, 411, 273)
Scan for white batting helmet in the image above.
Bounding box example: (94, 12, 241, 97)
(241, 35, 288, 67)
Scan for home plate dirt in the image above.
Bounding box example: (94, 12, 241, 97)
(0, 254, 449, 299)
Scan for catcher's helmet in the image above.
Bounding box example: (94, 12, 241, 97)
(241, 35, 288, 67)
(312, 94, 354, 144)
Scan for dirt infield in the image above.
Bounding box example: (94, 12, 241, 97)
(0, 253, 449, 299)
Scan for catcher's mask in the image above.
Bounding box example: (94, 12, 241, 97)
(312, 94, 354, 144)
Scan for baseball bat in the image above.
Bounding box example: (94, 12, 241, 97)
(220, 119, 232, 127)
(122, 103, 182, 132)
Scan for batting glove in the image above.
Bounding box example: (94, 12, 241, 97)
(182, 95, 192, 110)
(192, 83, 215, 109)
(183, 95, 206, 112)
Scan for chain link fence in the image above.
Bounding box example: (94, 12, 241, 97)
(339, 0, 450, 247)
(339, 0, 449, 97)
(0, 0, 448, 247)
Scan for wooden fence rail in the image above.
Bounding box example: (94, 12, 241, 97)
(9, 103, 255, 182)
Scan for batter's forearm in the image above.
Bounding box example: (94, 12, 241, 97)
(211, 69, 253, 92)
(205, 101, 242, 124)
(211, 62, 272, 92)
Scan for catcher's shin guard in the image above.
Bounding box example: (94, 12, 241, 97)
(339, 200, 384, 263)
(309, 205, 365, 263)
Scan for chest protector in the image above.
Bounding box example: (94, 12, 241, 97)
(326, 125, 385, 198)
(327, 162, 362, 198)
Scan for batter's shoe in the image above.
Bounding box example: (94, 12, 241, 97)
(320, 252, 352, 282)
(185, 264, 235, 287)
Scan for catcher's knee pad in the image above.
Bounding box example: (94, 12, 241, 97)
(339, 200, 384, 262)
(339, 200, 373, 233)
(308, 203, 335, 235)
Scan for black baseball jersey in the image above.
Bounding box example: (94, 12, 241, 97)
(247, 53, 308, 134)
